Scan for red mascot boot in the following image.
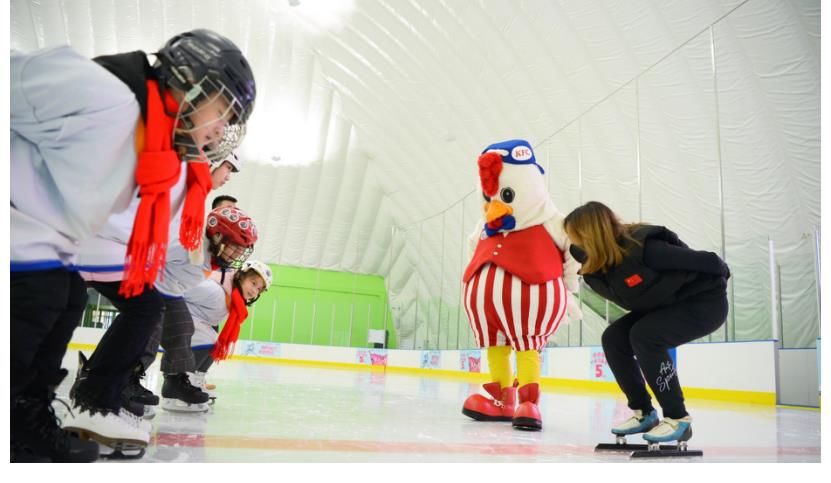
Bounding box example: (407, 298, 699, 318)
(513, 383, 542, 431)
(462, 382, 517, 422)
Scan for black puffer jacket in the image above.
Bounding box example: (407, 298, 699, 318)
(571, 225, 729, 311)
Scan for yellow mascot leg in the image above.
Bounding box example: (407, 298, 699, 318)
(487, 345, 513, 388)
(513, 350, 543, 431)
(515, 350, 540, 387)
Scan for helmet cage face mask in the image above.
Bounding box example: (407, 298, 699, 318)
(172, 76, 248, 164)
(210, 239, 253, 270)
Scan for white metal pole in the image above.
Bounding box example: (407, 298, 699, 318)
(249, 303, 256, 340)
(769, 238, 779, 343)
(290, 301, 296, 344)
(270, 299, 277, 342)
(711, 25, 731, 342)
(329, 304, 335, 346)
(437, 212, 446, 350)
(814, 226, 821, 332)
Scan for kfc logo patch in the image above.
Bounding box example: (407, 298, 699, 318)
(511, 145, 533, 161)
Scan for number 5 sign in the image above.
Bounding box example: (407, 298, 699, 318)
(590, 348, 617, 382)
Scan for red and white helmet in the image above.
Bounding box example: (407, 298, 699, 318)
(205, 206, 257, 268)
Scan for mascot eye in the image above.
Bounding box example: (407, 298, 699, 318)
(482, 192, 491, 202)
(500, 187, 515, 203)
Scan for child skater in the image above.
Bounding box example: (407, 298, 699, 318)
(186, 260, 273, 401)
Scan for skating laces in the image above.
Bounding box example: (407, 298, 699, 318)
(179, 373, 205, 395)
(119, 408, 143, 429)
(25, 395, 72, 452)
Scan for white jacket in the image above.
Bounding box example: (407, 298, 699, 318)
(11, 46, 139, 270)
(75, 167, 187, 280)
(185, 271, 235, 348)
(154, 235, 213, 298)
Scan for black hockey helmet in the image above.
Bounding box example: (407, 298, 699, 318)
(154, 29, 256, 163)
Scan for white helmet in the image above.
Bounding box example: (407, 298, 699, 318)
(210, 151, 243, 173)
(240, 260, 272, 288)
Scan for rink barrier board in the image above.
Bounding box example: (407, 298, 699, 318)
(66, 341, 777, 406)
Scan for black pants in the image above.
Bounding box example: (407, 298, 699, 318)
(11, 269, 87, 401)
(192, 348, 215, 373)
(73, 281, 165, 411)
(601, 290, 728, 420)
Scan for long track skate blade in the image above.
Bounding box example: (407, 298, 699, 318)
(595, 443, 678, 452)
(630, 448, 703, 458)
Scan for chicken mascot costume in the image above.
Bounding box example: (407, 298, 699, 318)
(461, 139, 582, 431)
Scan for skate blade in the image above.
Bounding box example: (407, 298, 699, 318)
(161, 398, 209, 413)
(595, 442, 678, 452)
(64, 427, 148, 453)
(99, 443, 146, 460)
(630, 448, 703, 458)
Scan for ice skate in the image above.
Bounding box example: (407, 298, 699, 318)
(512, 383, 542, 431)
(628, 415, 702, 458)
(61, 400, 149, 460)
(462, 382, 517, 422)
(123, 369, 160, 407)
(10, 370, 100, 463)
(595, 409, 663, 452)
(161, 373, 210, 412)
(189, 371, 216, 405)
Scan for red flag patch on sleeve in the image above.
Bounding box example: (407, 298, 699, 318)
(624, 274, 643, 288)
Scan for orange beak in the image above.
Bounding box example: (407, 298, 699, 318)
(484, 200, 513, 223)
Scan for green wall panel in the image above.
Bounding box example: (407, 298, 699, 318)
(239, 264, 397, 349)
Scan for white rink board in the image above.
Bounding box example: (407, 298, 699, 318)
(71, 328, 777, 394)
(677, 341, 777, 392)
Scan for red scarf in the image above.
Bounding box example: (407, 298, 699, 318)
(119, 81, 214, 297)
(119, 80, 181, 298)
(211, 287, 249, 361)
(179, 161, 212, 251)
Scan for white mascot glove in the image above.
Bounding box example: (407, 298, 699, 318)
(565, 291, 583, 324)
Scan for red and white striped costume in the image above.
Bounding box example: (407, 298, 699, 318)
(463, 225, 568, 351)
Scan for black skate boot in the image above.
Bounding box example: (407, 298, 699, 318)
(123, 367, 159, 407)
(123, 367, 159, 419)
(11, 369, 100, 463)
(68, 352, 89, 403)
(161, 373, 210, 412)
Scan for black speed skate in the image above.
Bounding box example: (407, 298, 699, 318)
(161, 373, 210, 412)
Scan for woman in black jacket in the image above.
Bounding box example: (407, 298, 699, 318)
(563, 201, 730, 445)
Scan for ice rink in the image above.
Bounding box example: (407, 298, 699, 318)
(56, 349, 820, 463)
